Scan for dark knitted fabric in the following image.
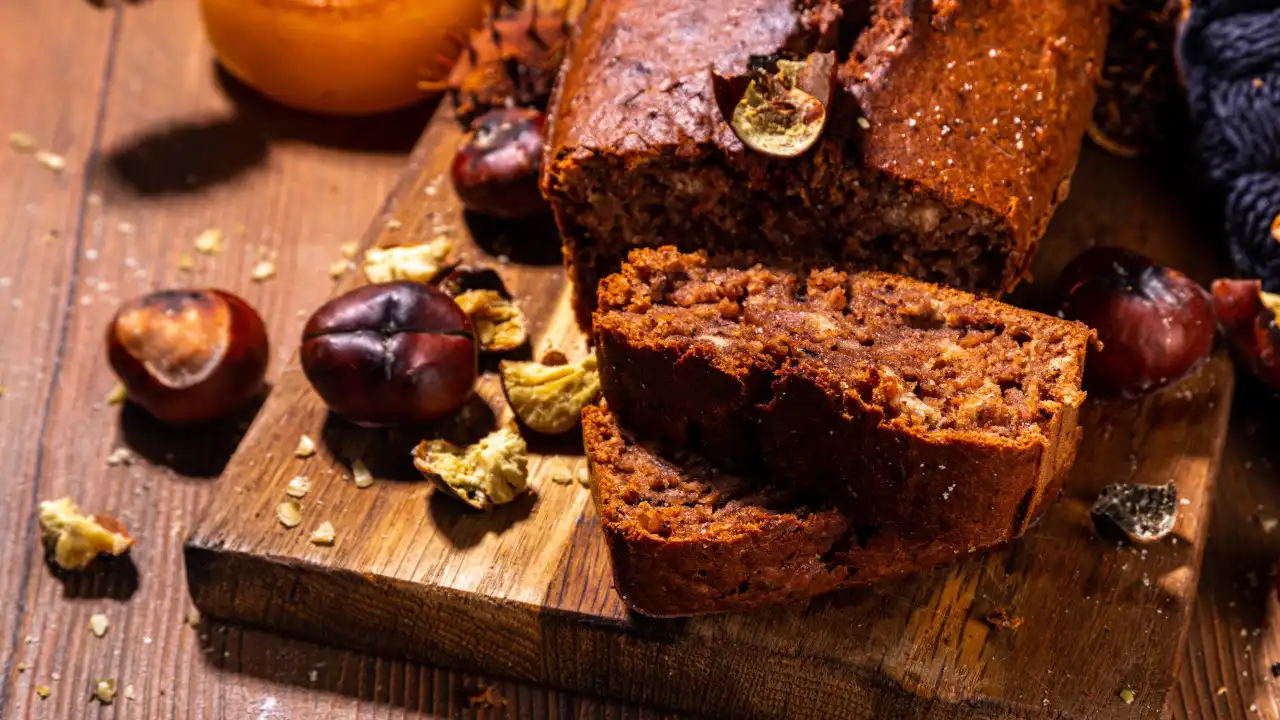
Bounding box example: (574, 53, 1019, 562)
(1180, 0, 1280, 288)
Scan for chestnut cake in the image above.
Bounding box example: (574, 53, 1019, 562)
(586, 248, 1095, 615)
(543, 0, 1108, 327)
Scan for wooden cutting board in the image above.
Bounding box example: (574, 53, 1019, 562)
(185, 102, 1234, 720)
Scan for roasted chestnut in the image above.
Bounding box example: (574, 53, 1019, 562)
(1211, 278, 1280, 389)
(438, 266, 527, 353)
(1056, 247, 1215, 397)
(106, 288, 269, 424)
(300, 281, 477, 426)
(450, 107, 548, 219)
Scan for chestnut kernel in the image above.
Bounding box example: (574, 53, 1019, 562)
(106, 288, 268, 424)
(1211, 278, 1280, 389)
(1056, 247, 1214, 397)
(450, 107, 548, 219)
(300, 281, 477, 426)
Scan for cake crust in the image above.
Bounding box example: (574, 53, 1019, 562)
(544, 0, 1108, 327)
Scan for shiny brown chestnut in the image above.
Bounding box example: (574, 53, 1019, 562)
(1056, 247, 1215, 397)
(300, 281, 477, 426)
(106, 289, 269, 424)
(1211, 278, 1280, 389)
(450, 107, 548, 219)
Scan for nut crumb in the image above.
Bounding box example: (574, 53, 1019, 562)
(194, 228, 223, 255)
(294, 435, 317, 458)
(8, 131, 37, 153)
(339, 242, 359, 259)
(38, 497, 133, 571)
(327, 259, 349, 279)
(352, 459, 374, 489)
(362, 236, 452, 284)
(1216, 685, 1227, 695)
(576, 468, 590, 488)
(34, 150, 65, 172)
(285, 476, 311, 499)
(35, 685, 50, 699)
(385, 218, 403, 230)
(469, 685, 507, 709)
(177, 254, 195, 272)
(309, 521, 336, 546)
(186, 609, 201, 628)
(93, 678, 116, 705)
(250, 260, 276, 283)
(1260, 516, 1278, 534)
(123, 684, 136, 701)
(16, 662, 26, 672)
(276, 500, 302, 529)
(88, 613, 109, 638)
(551, 473, 573, 486)
(105, 447, 134, 467)
(106, 383, 128, 405)
(984, 608, 1024, 632)
(1118, 688, 1135, 704)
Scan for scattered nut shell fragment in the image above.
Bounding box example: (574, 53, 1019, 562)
(413, 426, 528, 510)
(93, 678, 117, 705)
(352, 459, 374, 488)
(309, 521, 336, 546)
(294, 435, 317, 458)
(276, 500, 302, 529)
(88, 613, 109, 638)
(454, 290, 527, 352)
(285, 476, 311, 499)
(362, 237, 452, 284)
(38, 497, 134, 571)
(500, 353, 600, 434)
(250, 260, 276, 282)
(194, 228, 223, 255)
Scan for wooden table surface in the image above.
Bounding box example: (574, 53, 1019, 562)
(1, 2, 1278, 718)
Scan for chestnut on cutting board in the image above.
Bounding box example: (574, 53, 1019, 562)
(450, 107, 549, 219)
(1056, 247, 1215, 397)
(107, 289, 269, 424)
(300, 281, 478, 426)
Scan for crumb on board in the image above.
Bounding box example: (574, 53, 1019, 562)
(34, 150, 65, 172)
(309, 521, 336, 546)
(93, 678, 116, 705)
(106, 383, 128, 405)
(328, 259, 350, 279)
(1118, 688, 1135, 704)
(88, 613, 109, 638)
(340, 242, 359, 259)
(251, 260, 276, 283)
(35, 685, 50, 699)
(105, 447, 134, 467)
(294, 435, 317, 458)
(276, 501, 302, 529)
(286, 476, 311, 499)
(469, 685, 507, 709)
(352, 459, 373, 489)
(178, 254, 195, 272)
(194, 228, 223, 255)
(9, 131, 37, 153)
(984, 608, 1024, 632)
(123, 684, 136, 701)
(186, 608, 201, 628)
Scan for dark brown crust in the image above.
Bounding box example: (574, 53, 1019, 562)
(544, 0, 1109, 327)
(586, 248, 1092, 616)
(585, 403, 1060, 617)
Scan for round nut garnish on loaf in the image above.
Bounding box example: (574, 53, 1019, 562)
(728, 52, 834, 158)
(499, 352, 600, 435)
(412, 426, 529, 511)
(1090, 481, 1178, 543)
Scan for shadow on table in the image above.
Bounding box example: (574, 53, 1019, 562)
(48, 553, 139, 601)
(117, 387, 269, 478)
(194, 620, 666, 718)
(98, 62, 437, 200)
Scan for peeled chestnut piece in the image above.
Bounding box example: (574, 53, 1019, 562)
(107, 289, 268, 424)
(301, 282, 477, 426)
(450, 107, 548, 219)
(1211, 279, 1280, 389)
(1056, 247, 1214, 397)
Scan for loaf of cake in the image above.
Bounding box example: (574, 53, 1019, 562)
(543, 0, 1109, 327)
(590, 249, 1095, 596)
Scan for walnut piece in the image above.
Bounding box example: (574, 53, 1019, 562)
(37, 497, 134, 571)
(453, 290, 527, 352)
(499, 353, 600, 434)
(413, 426, 528, 511)
(362, 237, 452, 284)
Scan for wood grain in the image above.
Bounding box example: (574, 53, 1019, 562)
(186, 100, 1235, 719)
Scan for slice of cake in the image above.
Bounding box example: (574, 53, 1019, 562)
(593, 247, 1096, 557)
(542, 0, 1109, 327)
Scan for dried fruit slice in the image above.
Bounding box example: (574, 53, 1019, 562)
(413, 426, 529, 510)
(500, 353, 600, 434)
